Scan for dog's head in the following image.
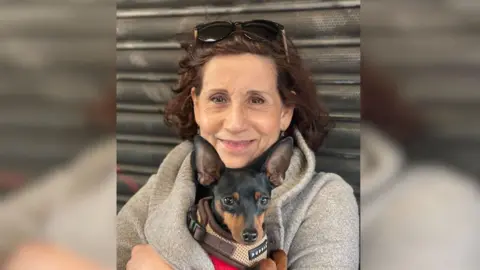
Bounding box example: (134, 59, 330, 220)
(193, 136, 293, 245)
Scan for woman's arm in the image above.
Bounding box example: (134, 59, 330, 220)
(117, 174, 161, 270)
(287, 174, 359, 269)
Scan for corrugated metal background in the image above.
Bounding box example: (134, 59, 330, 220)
(116, 0, 360, 211)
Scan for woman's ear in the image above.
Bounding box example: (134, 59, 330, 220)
(191, 87, 200, 125)
(190, 87, 197, 104)
(280, 104, 294, 131)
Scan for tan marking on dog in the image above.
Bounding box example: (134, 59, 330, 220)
(215, 200, 224, 216)
(223, 212, 245, 243)
(254, 192, 262, 200)
(232, 192, 239, 201)
(254, 213, 265, 241)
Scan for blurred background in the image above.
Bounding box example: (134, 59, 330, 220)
(116, 0, 361, 211)
(0, 1, 115, 267)
(0, 2, 113, 197)
(362, 0, 480, 269)
(363, 0, 480, 168)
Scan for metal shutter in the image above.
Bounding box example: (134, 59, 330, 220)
(116, 0, 360, 211)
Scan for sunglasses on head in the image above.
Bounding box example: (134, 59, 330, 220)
(193, 20, 290, 63)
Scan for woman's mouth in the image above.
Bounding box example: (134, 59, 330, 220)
(219, 139, 255, 152)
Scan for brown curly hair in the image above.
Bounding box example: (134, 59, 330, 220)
(164, 30, 332, 151)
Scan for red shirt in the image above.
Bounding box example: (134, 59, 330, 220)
(209, 254, 239, 270)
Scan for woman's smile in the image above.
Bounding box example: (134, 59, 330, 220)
(218, 139, 255, 153)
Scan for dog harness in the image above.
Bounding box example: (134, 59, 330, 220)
(187, 197, 268, 269)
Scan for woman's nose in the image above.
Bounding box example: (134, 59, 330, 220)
(224, 103, 248, 132)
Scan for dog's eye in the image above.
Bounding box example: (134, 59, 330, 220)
(223, 196, 235, 206)
(259, 197, 269, 206)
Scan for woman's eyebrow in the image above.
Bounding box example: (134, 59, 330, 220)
(204, 88, 229, 94)
(203, 88, 272, 97)
(247, 89, 272, 96)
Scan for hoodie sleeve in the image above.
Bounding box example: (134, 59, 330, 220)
(116, 173, 162, 270)
(287, 174, 359, 269)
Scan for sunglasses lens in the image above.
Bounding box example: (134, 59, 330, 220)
(197, 23, 233, 42)
(243, 22, 279, 41)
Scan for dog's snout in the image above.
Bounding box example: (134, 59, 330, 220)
(242, 229, 258, 243)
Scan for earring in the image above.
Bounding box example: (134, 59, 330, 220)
(280, 130, 285, 137)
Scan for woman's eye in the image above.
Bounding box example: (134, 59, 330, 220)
(210, 95, 227, 103)
(259, 197, 269, 206)
(223, 196, 235, 206)
(250, 96, 265, 104)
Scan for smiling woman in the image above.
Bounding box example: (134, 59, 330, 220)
(164, 23, 332, 154)
(190, 53, 293, 168)
(117, 20, 359, 270)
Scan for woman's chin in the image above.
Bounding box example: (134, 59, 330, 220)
(216, 142, 257, 168)
(218, 152, 251, 169)
(222, 158, 250, 169)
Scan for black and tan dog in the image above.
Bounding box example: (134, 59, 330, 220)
(188, 135, 293, 270)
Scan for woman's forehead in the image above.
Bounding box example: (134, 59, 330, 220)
(202, 54, 277, 91)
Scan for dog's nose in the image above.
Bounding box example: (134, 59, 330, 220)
(242, 229, 258, 243)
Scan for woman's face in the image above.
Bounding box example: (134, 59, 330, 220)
(192, 53, 294, 168)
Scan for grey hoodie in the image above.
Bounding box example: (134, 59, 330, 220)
(117, 129, 359, 269)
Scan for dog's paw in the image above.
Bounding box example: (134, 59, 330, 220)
(250, 258, 277, 270)
(270, 249, 287, 270)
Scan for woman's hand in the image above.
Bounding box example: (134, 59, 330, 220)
(3, 242, 105, 270)
(126, 244, 173, 270)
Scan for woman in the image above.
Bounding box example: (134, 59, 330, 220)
(117, 20, 359, 270)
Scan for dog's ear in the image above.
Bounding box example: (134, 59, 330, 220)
(193, 135, 225, 186)
(264, 137, 294, 187)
